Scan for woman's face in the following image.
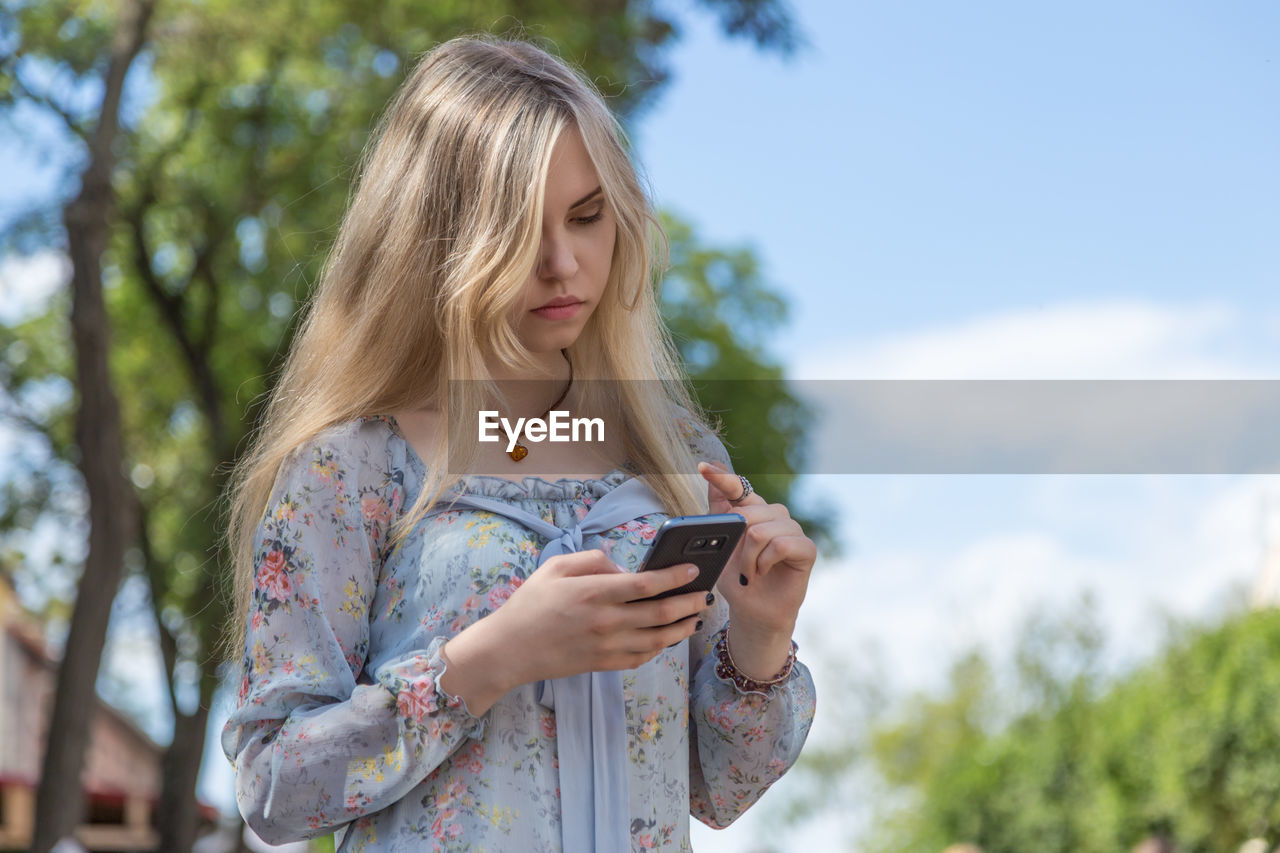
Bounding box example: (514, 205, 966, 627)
(511, 124, 616, 357)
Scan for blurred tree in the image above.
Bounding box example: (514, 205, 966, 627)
(1, 1, 156, 850)
(820, 601, 1280, 853)
(660, 213, 837, 550)
(0, 1, 817, 850)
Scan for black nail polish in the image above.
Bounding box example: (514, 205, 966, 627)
(705, 592, 715, 605)
(695, 619, 704, 631)
(738, 573, 749, 586)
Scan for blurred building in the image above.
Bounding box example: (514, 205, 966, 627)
(0, 576, 214, 851)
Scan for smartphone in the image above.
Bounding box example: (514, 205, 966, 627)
(634, 513, 747, 600)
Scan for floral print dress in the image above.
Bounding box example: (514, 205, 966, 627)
(222, 414, 816, 852)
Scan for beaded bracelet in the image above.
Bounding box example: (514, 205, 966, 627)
(712, 626, 798, 696)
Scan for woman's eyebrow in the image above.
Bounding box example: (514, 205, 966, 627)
(569, 186, 603, 209)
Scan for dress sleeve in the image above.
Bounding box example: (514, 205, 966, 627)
(220, 423, 487, 844)
(678, 414, 818, 828)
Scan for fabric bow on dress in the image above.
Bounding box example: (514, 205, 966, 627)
(436, 475, 667, 852)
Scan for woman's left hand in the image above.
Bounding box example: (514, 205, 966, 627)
(699, 461, 816, 668)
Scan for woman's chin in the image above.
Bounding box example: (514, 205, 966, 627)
(523, 326, 588, 354)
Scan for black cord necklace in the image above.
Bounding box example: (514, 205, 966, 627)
(507, 349, 573, 462)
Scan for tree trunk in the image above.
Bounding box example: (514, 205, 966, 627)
(156, 702, 211, 853)
(30, 2, 156, 851)
(154, 568, 223, 853)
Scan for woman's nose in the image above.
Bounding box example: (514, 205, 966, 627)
(538, 234, 579, 281)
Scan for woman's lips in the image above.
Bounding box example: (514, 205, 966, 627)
(531, 301, 583, 320)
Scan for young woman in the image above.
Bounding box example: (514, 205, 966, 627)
(223, 35, 817, 852)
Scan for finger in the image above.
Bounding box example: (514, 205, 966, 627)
(756, 535, 818, 578)
(737, 518, 804, 583)
(638, 611, 703, 653)
(607, 562, 700, 603)
(596, 611, 704, 667)
(622, 587, 714, 630)
(544, 549, 626, 578)
(697, 460, 745, 507)
(729, 502, 791, 526)
(697, 461, 765, 508)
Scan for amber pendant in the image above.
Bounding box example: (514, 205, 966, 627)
(508, 444, 529, 462)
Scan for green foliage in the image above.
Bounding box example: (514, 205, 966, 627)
(0, 289, 81, 620)
(843, 601, 1280, 853)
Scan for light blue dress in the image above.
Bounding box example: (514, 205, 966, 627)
(222, 413, 816, 852)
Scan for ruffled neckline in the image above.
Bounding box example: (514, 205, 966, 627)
(369, 414, 638, 502)
(448, 467, 636, 501)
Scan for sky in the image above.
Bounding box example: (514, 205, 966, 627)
(637, 0, 1280, 352)
(2, 0, 1280, 850)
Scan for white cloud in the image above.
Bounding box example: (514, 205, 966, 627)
(795, 474, 1279, 701)
(793, 300, 1280, 380)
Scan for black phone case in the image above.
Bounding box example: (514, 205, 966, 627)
(636, 513, 746, 600)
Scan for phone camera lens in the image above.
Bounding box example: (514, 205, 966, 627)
(708, 537, 722, 548)
(690, 538, 707, 549)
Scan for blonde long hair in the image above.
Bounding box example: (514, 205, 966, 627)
(225, 36, 719, 657)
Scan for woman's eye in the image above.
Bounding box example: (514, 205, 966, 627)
(572, 209, 605, 225)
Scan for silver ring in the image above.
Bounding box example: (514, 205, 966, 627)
(731, 474, 753, 504)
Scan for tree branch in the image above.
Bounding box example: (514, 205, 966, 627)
(128, 199, 187, 330)
(136, 500, 180, 718)
(7, 68, 90, 142)
(191, 205, 230, 356)
(127, 204, 227, 457)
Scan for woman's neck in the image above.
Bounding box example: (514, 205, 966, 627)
(485, 349, 573, 418)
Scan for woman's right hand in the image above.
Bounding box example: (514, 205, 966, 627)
(499, 550, 712, 680)
(438, 551, 712, 715)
